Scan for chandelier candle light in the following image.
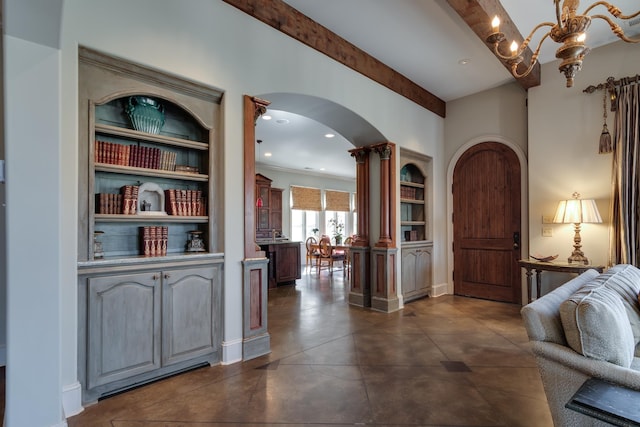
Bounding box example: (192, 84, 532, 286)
(553, 192, 602, 264)
(486, 0, 640, 87)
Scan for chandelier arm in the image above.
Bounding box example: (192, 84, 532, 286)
(583, 2, 640, 20)
(555, 0, 564, 30)
(591, 15, 640, 43)
(511, 32, 553, 78)
(491, 22, 555, 60)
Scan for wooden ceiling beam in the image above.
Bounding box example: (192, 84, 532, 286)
(221, 0, 447, 118)
(445, 0, 541, 90)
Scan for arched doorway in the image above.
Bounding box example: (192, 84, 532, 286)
(241, 94, 390, 359)
(452, 142, 522, 304)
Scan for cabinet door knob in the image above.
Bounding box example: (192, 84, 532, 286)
(164, 273, 171, 279)
(152, 274, 159, 280)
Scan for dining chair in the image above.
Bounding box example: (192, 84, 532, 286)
(305, 236, 320, 271)
(318, 236, 345, 275)
(342, 236, 353, 278)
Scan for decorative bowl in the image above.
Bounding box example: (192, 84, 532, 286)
(125, 96, 165, 134)
(531, 254, 559, 262)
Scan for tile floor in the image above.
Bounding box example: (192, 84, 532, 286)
(68, 270, 553, 427)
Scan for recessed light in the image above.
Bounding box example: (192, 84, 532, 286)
(262, 115, 272, 120)
(276, 119, 290, 124)
(458, 58, 471, 65)
(325, 133, 335, 138)
(264, 152, 272, 157)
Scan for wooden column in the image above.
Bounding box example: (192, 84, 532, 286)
(349, 147, 370, 247)
(244, 95, 270, 259)
(348, 147, 371, 307)
(242, 95, 270, 360)
(370, 142, 399, 312)
(372, 142, 396, 248)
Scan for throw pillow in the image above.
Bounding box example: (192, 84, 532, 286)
(560, 285, 635, 367)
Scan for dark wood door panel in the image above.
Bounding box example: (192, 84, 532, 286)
(453, 142, 521, 303)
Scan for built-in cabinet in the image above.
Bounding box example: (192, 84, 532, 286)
(80, 264, 222, 402)
(400, 149, 433, 302)
(255, 173, 283, 239)
(259, 242, 301, 288)
(77, 47, 224, 403)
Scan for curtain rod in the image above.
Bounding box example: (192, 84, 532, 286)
(584, 74, 640, 94)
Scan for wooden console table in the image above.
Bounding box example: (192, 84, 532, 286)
(518, 259, 605, 303)
(566, 377, 640, 426)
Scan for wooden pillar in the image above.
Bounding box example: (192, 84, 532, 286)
(244, 95, 270, 259)
(349, 147, 370, 246)
(242, 95, 270, 359)
(371, 142, 396, 248)
(370, 142, 399, 312)
(348, 147, 371, 307)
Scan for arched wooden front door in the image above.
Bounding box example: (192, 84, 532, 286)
(453, 142, 521, 304)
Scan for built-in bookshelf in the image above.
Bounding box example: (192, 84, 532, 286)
(77, 46, 224, 404)
(400, 149, 433, 302)
(88, 95, 212, 259)
(400, 163, 427, 242)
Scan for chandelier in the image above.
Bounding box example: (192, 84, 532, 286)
(486, 0, 640, 87)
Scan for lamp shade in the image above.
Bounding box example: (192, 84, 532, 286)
(553, 198, 602, 224)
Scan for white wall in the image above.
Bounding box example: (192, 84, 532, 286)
(4, 36, 64, 426)
(4, 0, 444, 422)
(528, 41, 639, 293)
(444, 82, 528, 165)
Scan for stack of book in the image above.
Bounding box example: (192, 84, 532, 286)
(141, 226, 168, 257)
(164, 189, 206, 216)
(95, 140, 177, 171)
(95, 193, 122, 214)
(121, 185, 139, 215)
(400, 186, 417, 199)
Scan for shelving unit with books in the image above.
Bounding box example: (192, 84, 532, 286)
(76, 47, 225, 404)
(88, 95, 213, 259)
(399, 149, 433, 302)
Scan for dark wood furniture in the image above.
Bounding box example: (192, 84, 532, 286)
(566, 378, 640, 426)
(259, 241, 301, 288)
(518, 259, 605, 303)
(255, 174, 283, 239)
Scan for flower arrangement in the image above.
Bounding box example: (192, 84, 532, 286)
(328, 218, 345, 244)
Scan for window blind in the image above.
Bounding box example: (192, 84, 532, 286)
(291, 186, 322, 211)
(325, 190, 351, 212)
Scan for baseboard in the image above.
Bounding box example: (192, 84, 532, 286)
(62, 381, 84, 418)
(221, 338, 243, 365)
(431, 283, 449, 297)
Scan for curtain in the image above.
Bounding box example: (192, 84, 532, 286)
(325, 189, 351, 212)
(290, 185, 322, 211)
(609, 80, 640, 266)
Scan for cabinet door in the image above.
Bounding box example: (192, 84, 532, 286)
(401, 245, 432, 301)
(415, 247, 432, 293)
(87, 272, 161, 389)
(401, 249, 418, 296)
(275, 244, 301, 283)
(270, 188, 283, 233)
(162, 266, 221, 366)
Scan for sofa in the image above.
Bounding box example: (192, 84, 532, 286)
(521, 263, 640, 426)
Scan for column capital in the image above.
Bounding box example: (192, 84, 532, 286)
(251, 96, 271, 124)
(349, 146, 370, 164)
(371, 142, 394, 160)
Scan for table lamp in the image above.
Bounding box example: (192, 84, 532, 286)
(553, 192, 602, 265)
